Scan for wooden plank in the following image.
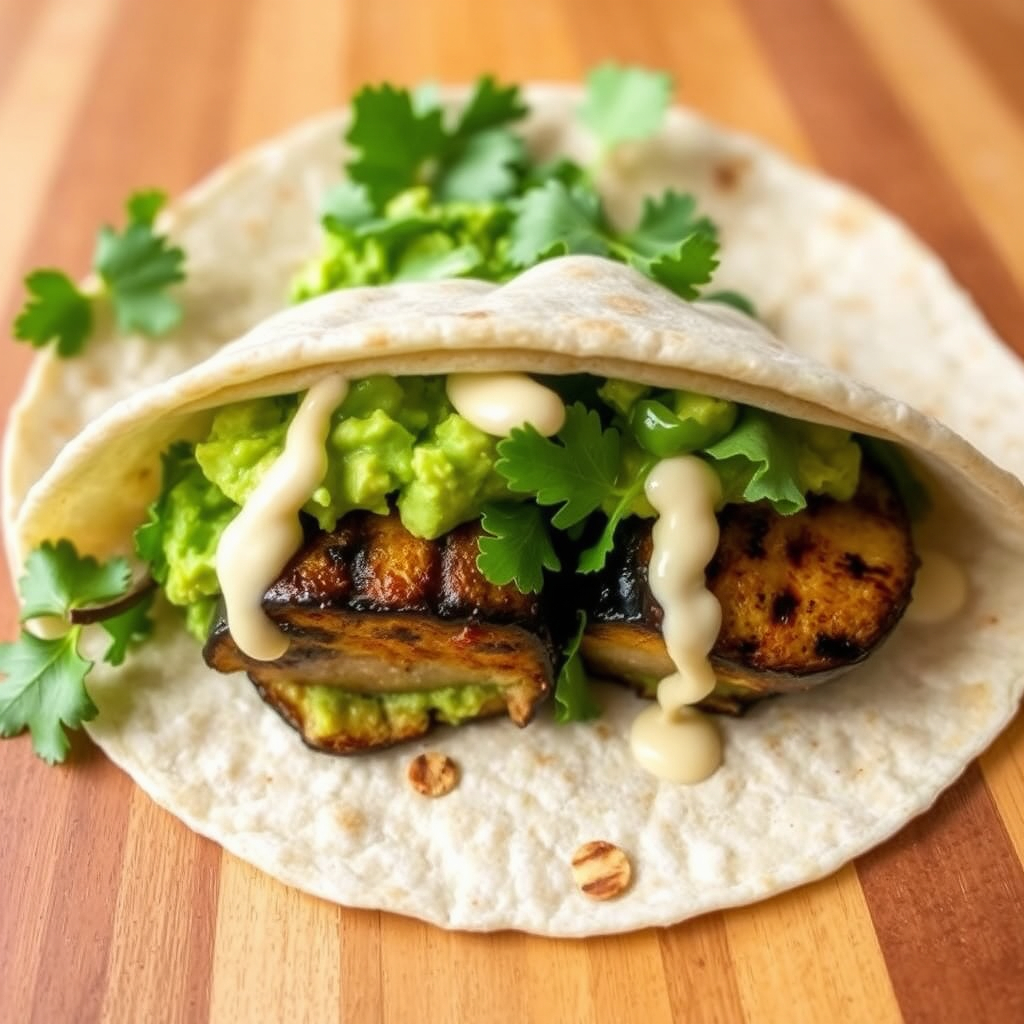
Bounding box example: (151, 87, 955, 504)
(858, 764, 1024, 1024)
(724, 867, 901, 1024)
(208, 856, 342, 1024)
(836, 0, 1024, 290)
(98, 791, 220, 1024)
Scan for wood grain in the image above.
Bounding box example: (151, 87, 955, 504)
(2, 1, 1024, 1021)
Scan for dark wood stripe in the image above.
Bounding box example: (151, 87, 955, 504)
(932, 0, 1024, 123)
(737, 0, 1024, 361)
(857, 763, 1024, 1024)
(658, 914, 746, 1024)
(176, 831, 221, 1024)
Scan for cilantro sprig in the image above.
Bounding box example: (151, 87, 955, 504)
(508, 182, 719, 300)
(346, 76, 528, 208)
(0, 541, 152, 762)
(490, 403, 654, 575)
(296, 65, 752, 310)
(13, 190, 185, 357)
(554, 611, 600, 723)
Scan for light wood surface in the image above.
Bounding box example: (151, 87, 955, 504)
(2, 1, 1024, 1021)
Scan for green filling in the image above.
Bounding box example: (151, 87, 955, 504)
(282, 681, 505, 743)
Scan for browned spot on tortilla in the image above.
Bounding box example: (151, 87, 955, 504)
(564, 317, 628, 343)
(564, 264, 599, 280)
(334, 807, 367, 835)
(460, 310, 491, 319)
(713, 155, 752, 191)
(830, 200, 872, 235)
(533, 752, 556, 767)
(243, 218, 264, 240)
(595, 723, 612, 740)
(606, 294, 651, 316)
(407, 751, 460, 797)
(571, 841, 632, 901)
(362, 333, 391, 350)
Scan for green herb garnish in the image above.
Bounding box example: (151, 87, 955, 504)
(13, 189, 185, 356)
(0, 541, 152, 762)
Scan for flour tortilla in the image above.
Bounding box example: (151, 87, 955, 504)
(5, 90, 1024, 936)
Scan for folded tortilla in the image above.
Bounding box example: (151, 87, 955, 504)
(5, 89, 1024, 935)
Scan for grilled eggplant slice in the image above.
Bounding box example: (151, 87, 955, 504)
(581, 463, 917, 712)
(204, 511, 555, 753)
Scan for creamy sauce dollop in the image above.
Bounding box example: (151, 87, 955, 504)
(630, 456, 724, 784)
(446, 372, 566, 438)
(905, 548, 968, 626)
(216, 374, 348, 661)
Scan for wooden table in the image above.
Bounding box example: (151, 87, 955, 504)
(2, 1, 1023, 1021)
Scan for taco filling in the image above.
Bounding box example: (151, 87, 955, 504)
(133, 367, 919, 758)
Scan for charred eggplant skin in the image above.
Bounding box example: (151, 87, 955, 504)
(204, 511, 555, 752)
(580, 462, 917, 712)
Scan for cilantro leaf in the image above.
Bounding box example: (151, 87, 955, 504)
(13, 270, 94, 357)
(477, 502, 561, 594)
(577, 455, 657, 573)
(508, 180, 609, 267)
(641, 232, 719, 301)
(703, 290, 758, 318)
(624, 191, 717, 257)
(496, 404, 620, 528)
(436, 128, 525, 203)
(554, 612, 600, 723)
(346, 77, 527, 209)
(580, 64, 672, 153)
(452, 75, 528, 138)
(18, 540, 132, 621)
(101, 592, 155, 667)
(0, 631, 97, 763)
(704, 410, 806, 513)
(346, 84, 447, 208)
(125, 188, 167, 227)
(393, 237, 484, 282)
(2, 540, 147, 762)
(14, 188, 185, 356)
(320, 181, 376, 233)
(94, 194, 186, 336)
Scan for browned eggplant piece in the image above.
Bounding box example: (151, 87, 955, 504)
(204, 511, 555, 753)
(580, 463, 917, 713)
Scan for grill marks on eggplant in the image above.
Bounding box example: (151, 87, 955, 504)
(580, 464, 917, 712)
(203, 511, 554, 752)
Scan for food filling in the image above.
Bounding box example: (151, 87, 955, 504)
(135, 370, 920, 770)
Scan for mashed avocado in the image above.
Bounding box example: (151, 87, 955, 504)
(194, 375, 510, 537)
(293, 682, 506, 747)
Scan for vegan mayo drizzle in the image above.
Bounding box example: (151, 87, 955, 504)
(216, 374, 348, 661)
(447, 372, 566, 437)
(631, 456, 724, 784)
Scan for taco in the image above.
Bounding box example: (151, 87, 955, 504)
(4, 81, 1024, 935)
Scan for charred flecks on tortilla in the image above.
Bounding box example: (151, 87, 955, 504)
(204, 510, 555, 752)
(580, 463, 917, 712)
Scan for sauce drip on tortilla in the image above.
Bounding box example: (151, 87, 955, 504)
(905, 548, 967, 625)
(216, 374, 348, 661)
(630, 456, 723, 784)
(446, 372, 566, 437)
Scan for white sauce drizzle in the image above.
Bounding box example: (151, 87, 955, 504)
(446, 372, 566, 438)
(215, 374, 348, 661)
(630, 456, 724, 784)
(905, 548, 968, 626)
